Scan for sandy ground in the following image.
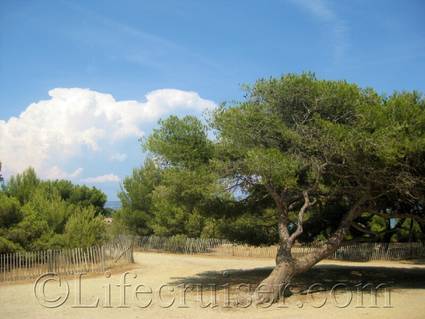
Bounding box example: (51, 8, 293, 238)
(1, 252, 425, 319)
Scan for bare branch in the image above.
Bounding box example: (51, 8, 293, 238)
(295, 194, 369, 273)
(287, 191, 316, 246)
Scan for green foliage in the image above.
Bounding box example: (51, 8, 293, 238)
(0, 236, 21, 254)
(113, 208, 152, 236)
(22, 188, 73, 233)
(0, 168, 109, 252)
(245, 148, 300, 188)
(117, 73, 425, 245)
(5, 167, 40, 204)
(119, 158, 161, 213)
(117, 120, 229, 238)
(6, 208, 50, 250)
(144, 115, 213, 169)
(150, 185, 189, 236)
(114, 158, 162, 236)
(40, 180, 107, 214)
(64, 206, 107, 248)
(217, 210, 279, 245)
(212, 73, 425, 242)
(67, 184, 107, 214)
(0, 193, 22, 228)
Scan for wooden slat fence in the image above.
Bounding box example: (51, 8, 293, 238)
(0, 238, 134, 282)
(135, 236, 425, 261)
(136, 235, 230, 254)
(212, 242, 425, 261)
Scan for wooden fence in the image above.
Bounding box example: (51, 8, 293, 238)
(0, 238, 134, 282)
(136, 235, 230, 254)
(135, 236, 425, 261)
(213, 242, 425, 261)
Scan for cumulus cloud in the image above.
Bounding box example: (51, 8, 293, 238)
(81, 174, 120, 184)
(0, 88, 216, 180)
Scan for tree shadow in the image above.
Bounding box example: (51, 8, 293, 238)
(168, 264, 425, 293)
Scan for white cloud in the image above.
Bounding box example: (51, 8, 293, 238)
(0, 88, 216, 180)
(81, 174, 120, 184)
(45, 166, 84, 180)
(110, 152, 128, 162)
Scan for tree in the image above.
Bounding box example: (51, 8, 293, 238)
(64, 206, 107, 248)
(0, 168, 110, 250)
(67, 184, 107, 215)
(211, 73, 425, 302)
(115, 158, 161, 236)
(144, 115, 214, 169)
(0, 193, 22, 228)
(22, 187, 73, 234)
(6, 207, 50, 251)
(5, 167, 40, 204)
(118, 115, 245, 239)
(142, 73, 425, 303)
(143, 116, 237, 238)
(0, 237, 21, 254)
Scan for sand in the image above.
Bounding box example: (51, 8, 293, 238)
(1, 251, 424, 318)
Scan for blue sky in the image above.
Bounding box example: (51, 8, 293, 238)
(1, 0, 424, 200)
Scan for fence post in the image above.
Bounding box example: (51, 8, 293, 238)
(1, 254, 4, 282)
(130, 239, 135, 263)
(101, 245, 105, 272)
(47, 250, 52, 272)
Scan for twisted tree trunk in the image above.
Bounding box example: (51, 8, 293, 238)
(254, 194, 366, 304)
(254, 245, 297, 304)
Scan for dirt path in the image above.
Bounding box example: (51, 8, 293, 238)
(1, 252, 424, 318)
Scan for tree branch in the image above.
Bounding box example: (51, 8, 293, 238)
(287, 190, 316, 246)
(295, 194, 368, 273)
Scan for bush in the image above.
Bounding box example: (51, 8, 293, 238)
(64, 206, 107, 248)
(0, 236, 21, 253)
(0, 193, 22, 228)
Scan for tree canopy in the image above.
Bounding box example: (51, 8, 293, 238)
(116, 73, 425, 246)
(0, 168, 109, 253)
